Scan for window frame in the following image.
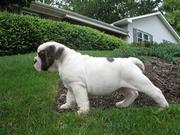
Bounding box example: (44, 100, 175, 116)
(133, 28, 153, 43)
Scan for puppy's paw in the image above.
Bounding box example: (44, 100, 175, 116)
(115, 101, 129, 108)
(160, 101, 169, 108)
(59, 103, 71, 109)
(77, 109, 89, 115)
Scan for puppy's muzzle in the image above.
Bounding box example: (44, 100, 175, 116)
(34, 57, 41, 71)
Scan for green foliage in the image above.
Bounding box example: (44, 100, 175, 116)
(0, 0, 34, 10)
(111, 43, 180, 61)
(0, 12, 127, 56)
(58, 0, 162, 23)
(161, 0, 180, 35)
(38, 0, 53, 4)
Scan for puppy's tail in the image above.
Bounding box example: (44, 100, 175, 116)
(129, 57, 145, 71)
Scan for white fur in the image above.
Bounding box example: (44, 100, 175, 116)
(34, 41, 169, 114)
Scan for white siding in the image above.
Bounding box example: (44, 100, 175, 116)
(127, 16, 178, 43)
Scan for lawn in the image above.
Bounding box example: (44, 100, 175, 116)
(0, 52, 180, 135)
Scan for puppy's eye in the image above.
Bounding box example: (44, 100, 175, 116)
(38, 52, 43, 56)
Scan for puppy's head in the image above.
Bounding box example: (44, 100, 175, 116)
(34, 41, 64, 72)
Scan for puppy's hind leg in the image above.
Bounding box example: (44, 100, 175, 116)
(127, 73, 169, 108)
(116, 88, 139, 107)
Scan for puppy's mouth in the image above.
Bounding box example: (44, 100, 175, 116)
(34, 57, 41, 71)
(34, 59, 37, 64)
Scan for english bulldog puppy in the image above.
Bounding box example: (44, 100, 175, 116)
(34, 41, 169, 114)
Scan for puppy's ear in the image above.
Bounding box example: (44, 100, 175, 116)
(55, 47, 64, 60)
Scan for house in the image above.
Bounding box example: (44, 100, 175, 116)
(16, 1, 180, 44)
(112, 12, 180, 44)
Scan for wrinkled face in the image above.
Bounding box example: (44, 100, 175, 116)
(34, 43, 64, 71)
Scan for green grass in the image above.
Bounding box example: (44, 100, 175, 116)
(0, 52, 180, 135)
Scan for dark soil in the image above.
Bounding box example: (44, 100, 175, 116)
(54, 57, 180, 112)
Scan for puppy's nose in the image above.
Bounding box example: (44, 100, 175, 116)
(34, 59, 37, 64)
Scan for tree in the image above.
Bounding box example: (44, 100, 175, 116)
(0, 0, 35, 11)
(38, 0, 53, 5)
(57, 0, 162, 23)
(161, 0, 180, 35)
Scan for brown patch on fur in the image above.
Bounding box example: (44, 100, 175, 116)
(106, 57, 114, 62)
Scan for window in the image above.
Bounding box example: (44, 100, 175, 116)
(133, 29, 153, 43)
(144, 34, 149, 41)
(163, 40, 173, 44)
(137, 32, 143, 42)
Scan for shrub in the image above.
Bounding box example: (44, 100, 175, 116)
(0, 12, 127, 56)
(111, 43, 180, 61)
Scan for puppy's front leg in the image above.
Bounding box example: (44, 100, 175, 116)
(60, 89, 76, 109)
(71, 84, 89, 115)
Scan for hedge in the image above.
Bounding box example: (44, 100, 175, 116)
(0, 12, 127, 56)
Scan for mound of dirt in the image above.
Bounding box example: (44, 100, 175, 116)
(54, 57, 180, 112)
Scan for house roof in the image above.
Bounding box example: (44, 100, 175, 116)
(23, 1, 128, 36)
(112, 12, 180, 42)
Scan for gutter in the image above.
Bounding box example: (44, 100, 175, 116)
(66, 15, 128, 35)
